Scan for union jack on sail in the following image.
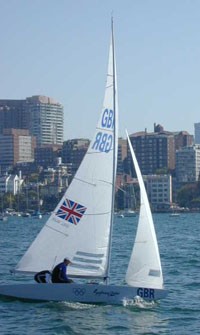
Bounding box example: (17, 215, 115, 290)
(55, 198, 87, 225)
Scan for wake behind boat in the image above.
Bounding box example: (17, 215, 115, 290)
(0, 21, 167, 304)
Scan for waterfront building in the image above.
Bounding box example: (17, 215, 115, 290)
(145, 174, 172, 211)
(0, 95, 63, 146)
(115, 174, 137, 210)
(0, 174, 22, 195)
(176, 145, 200, 183)
(41, 164, 69, 197)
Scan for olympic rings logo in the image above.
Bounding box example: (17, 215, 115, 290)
(73, 288, 86, 296)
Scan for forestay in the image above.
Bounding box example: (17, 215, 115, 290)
(15, 34, 118, 280)
(125, 133, 163, 289)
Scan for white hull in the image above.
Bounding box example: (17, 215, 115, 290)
(0, 283, 167, 304)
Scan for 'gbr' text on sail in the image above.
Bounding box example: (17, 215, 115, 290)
(92, 109, 114, 153)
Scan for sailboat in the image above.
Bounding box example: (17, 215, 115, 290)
(0, 22, 167, 304)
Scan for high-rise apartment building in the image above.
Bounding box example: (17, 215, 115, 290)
(0, 99, 29, 132)
(0, 129, 36, 172)
(129, 127, 175, 176)
(174, 131, 194, 150)
(0, 95, 63, 146)
(194, 123, 200, 144)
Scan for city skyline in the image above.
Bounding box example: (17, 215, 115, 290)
(0, 94, 195, 141)
(1, 1, 200, 140)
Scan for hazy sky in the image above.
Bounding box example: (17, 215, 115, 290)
(1, 0, 200, 140)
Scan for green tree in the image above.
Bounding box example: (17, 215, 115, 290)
(177, 183, 198, 208)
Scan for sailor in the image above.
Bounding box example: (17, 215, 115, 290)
(34, 270, 51, 283)
(51, 258, 73, 283)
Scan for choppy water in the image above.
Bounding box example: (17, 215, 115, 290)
(0, 213, 200, 335)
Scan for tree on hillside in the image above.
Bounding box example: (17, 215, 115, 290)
(177, 183, 199, 208)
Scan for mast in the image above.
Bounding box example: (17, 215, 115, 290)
(105, 17, 117, 284)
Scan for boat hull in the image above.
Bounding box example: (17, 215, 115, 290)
(0, 283, 167, 304)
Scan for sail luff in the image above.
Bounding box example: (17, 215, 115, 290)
(105, 18, 118, 283)
(125, 132, 164, 289)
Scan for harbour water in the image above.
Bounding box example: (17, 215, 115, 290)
(0, 213, 199, 335)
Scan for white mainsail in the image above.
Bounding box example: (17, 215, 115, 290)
(15, 30, 118, 280)
(125, 132, 163, 289)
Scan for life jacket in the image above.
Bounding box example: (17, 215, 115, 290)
(34, 270, 51, 283)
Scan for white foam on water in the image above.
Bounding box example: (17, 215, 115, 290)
(122, 295, 156, 308)
(59, 301, 96, 310)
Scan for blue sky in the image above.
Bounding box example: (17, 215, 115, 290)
(1, 0, 200, 140)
